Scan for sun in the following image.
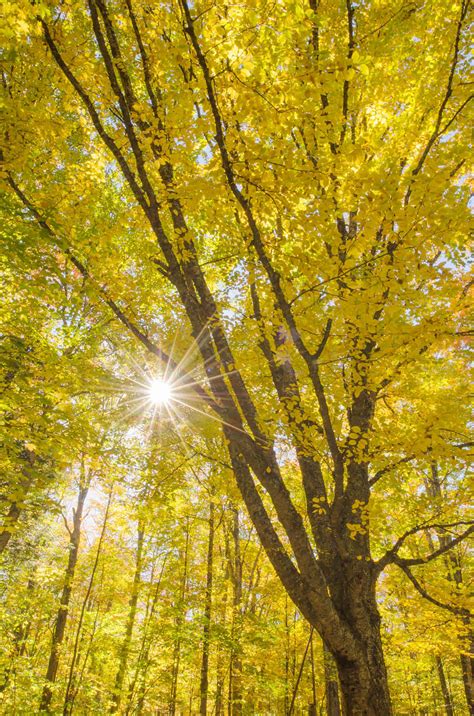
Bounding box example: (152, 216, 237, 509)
(148, 378, 173, 405)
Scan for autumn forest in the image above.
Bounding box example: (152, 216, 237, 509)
(0, 0, 472, 713)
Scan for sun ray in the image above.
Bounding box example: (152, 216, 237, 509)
(170, 396, 251, 438)
(98, 321, 253, 440)
(173, 368, 238, 394)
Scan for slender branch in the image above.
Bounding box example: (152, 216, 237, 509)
(405, 0, 469, 202)
(397, 524, 474, 567)
(313, 319, 332, 361)
(378, 521, 474, 572)
(369, 454, 416, 486)
(394, 558, 470, 616)
(41, 21, 148, 213)
(340, 0, 355, 145)
(6, 174, 218, 411)
(123, 0, 160, 115)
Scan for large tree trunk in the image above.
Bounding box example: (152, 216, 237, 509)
(332, 577, 390, 715)
(39, 482, 88, 713)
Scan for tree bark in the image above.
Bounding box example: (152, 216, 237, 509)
(169, 520, 190, 716)
(427, 465, 474, 715)
(39, 482, 88, 713)
(128, 553, 167, 715)
(435, 656, 454, 716)
(110, 523, 144, 713)
(331, 585, 391, 716)
(228, 508, 243, 716)
(323, 643, 341, 716)
(199, 500, 215, 716)
(63, 485, 113, 715)
(215, 554, 229, 716)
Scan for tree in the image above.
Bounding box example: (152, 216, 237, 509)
(39, 470, 89, 713)
(1, 0, 472, 712)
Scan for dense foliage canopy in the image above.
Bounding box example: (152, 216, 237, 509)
(0, 0, 472, 713)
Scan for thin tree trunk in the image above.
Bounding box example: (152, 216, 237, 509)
(128, 554, 167, 715)
(0, 501, 23, 555)
(309, 630, 318, 716)
(169, 520, 190, 716)
(110, 523, 144, 713)
(427, 464, 474, 714)
(460, 646, 474, 716)
(67, 576, 104, 712)
(435, 656, 454, 716)
(0, 450, 36, 555)
(323, 644, 340, 716)
(288, 628, 313, 715)
(0, 576, 35, 693)
(39, 482, 88, 713)
(200, 500, 215, 715)
(63, 485, 113, 715)
(284, 596, 290, 715)
(215, 554, 228, 716)
(228, 508, 242, 716)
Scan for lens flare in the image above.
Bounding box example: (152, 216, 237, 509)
(148, 378, 172, 405)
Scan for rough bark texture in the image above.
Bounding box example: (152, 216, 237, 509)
(329, 565, 391, 716)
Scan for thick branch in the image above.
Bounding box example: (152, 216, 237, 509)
(181, 0, 345, 487)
